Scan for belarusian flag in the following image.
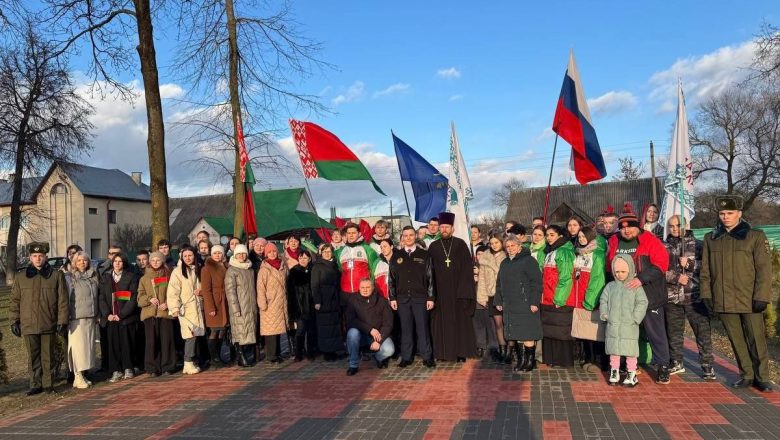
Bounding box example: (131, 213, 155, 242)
(152, 277, 168, 290)
(236, 113, 257, 236)
(115, 291, 132, 301)
(288, 119, 386, 195)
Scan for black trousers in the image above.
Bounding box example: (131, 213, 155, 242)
(265, 334, 281, 359)
(472, 305, 497, 350)
(99, 325, 109, 370)
(107, 322, 138, 374)
(397, 299, 433, 362)
(24, 333, 55, 388)
(295, 318, 318, 355)
(641, 306, 670, 366)
(143, 318, 176, 374)
(665, 302, 713, 365)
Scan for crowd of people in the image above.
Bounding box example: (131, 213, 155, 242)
(8, 194, 774, 396)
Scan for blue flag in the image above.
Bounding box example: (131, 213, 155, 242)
(392, 133, 448, 222)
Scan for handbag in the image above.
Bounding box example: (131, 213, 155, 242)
(570, 267, 606, 341)
(219, 328, 234, 364)
(571, 307, 605, 341)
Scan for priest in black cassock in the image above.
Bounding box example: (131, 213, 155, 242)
(429, 212, 478, 362)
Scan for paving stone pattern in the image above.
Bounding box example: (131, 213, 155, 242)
(0, 338, 778, 440)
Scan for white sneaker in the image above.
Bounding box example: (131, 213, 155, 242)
(73, 372, 90, 389)
(623, 371, 639, 387)
(109, 371, 124, 383)
(123, 369, 134, 380)
(182, 361, 200, 375)
(608, 368, 620, 385)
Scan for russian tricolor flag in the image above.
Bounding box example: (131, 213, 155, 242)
(552, 50, 607, 184)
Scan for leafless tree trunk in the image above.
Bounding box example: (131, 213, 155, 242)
(0, 22, 94, 284)
(46, 0, 169, 247)
(171, 0, 331, 237)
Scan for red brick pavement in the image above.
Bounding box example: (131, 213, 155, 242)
(0, 338, 777, 440)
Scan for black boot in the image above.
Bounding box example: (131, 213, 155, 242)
(294, 334, 305, 362)
(503, 344, 514, 365)
(493, 346, 506, 363)
(512, 345, 526, 373)
(522, 345, 537, 372)
(207, 339, 221, 368)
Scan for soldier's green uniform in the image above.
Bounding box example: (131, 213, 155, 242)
(699, 196, 773, 391)
(9, 242, 69, 394)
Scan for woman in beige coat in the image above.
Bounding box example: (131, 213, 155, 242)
(225, 244, 258, 367)
(64, 251, 99, 389)
(478, 232, 508, 363)
(257, 242, 289, 363)
(167, 247, 205, 374)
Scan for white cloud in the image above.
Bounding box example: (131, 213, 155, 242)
(587, 90, 638, 115)
(436, 67, 461, 79)
(534, 127, 555, 143)
(159, 83, 185, 99)
(331, 81, 365, 106)
(648, 40, 756, 112)
(373, 83, 411, 98)
(449, 94, 463, 102)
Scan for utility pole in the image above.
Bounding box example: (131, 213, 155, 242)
(650, 140, 658, 205)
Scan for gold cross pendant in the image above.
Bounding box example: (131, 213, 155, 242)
(445, 257, 451, 268)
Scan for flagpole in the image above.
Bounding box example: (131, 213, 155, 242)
(543, 134, 560, 224)
(391, 130, 415, 228)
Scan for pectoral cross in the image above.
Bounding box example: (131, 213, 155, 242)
(445, 257, 451, 268)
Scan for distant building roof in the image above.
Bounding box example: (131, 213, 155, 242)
(168, 194, 236, 245)
(57, 163, 151, 202)
(505, 177, 665, 226)
(0, 176, 44, 206)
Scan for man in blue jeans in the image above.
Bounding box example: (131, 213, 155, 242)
(345, 278, 395, 376)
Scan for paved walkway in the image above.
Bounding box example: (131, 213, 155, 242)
(0, 339, 778, 440)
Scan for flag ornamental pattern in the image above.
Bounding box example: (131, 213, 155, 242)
(447, 122, 473, 242)
(236, 114, 257, 236)
(237, 114, 250, 183)
(288, 119, 386, 195)
(392, 133, 448, 222)
(115, 291, 132, 301)
(660, 81, 695, 238)
(552, 50, 607, 185)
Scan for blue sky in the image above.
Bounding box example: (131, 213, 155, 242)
(63, 1, 777, 218)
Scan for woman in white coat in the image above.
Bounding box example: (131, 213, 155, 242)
(64, 251, 99, 388)
(167, 246, 205, 374)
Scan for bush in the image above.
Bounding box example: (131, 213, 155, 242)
(766, 248, 780, 338)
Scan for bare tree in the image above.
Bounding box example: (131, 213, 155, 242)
(0, 22, 94, 283)
(172, 0, 330, 237)
(613, 157, 646, 181)
(690, 86, 780, 212)
(46, 0, 170, 247)
(112, 223, 152, 252)
(753, 22, 780, 86)
(492, 177, 526, 208)
(474, 210, 507, 235)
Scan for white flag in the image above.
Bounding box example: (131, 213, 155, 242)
(447, 121, 473, 243)
(660, 80, 695, 239)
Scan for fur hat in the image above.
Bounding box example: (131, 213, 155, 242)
(438, 211, 455, 226)
(27, 242, 49, 255)
(149, 251, 165, 262)
(210, 245, 225, 255)
(233, 244, 248, 256)
(715, 195, 743, 211)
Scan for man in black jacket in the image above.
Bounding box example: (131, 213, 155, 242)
(344, 279, 395, 376)
(389, 226, 435, 368)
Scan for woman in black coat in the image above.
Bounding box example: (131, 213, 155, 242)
(311, 244, 342, 360)
(98, 253, 141, 382)
(494, 234, 543, 374)
(287, 250, 317, 361)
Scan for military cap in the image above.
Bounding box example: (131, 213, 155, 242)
(715, 195, 743, 211)
(27, 242, 50, 254)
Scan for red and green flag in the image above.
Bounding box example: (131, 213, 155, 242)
(237, 114, 258, 237)
(288, 119, 386, 195)
(114, 291, 132, 302)
(152, 277, 168, 291)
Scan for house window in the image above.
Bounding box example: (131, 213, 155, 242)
(0, 215, 9, 230)
(108, 209, 117, 224)
(88, 208, 98, 215)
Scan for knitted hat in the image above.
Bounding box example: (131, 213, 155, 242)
(618, 203, 640, 229)
(233, 244, 248, 256)
(264, 242, 278, 256)
(210, 245, 225, 255)
(149, 251, 165, 262)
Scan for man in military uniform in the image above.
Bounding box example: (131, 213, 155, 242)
(700, 196, 774, 392)
(9, 242, 69, 395)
